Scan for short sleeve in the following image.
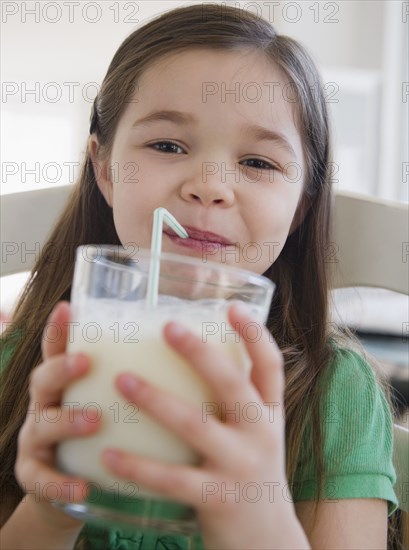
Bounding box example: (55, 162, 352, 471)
(293, 347, 399, 516)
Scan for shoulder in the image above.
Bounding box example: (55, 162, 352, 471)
(321, 345, 388, 432)
(327, 343, 379, 387)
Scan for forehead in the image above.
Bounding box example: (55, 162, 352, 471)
(132, 48, 299, 128)
(140, 47, 284, 85)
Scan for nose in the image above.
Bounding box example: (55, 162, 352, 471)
(180, 162, 236, 208)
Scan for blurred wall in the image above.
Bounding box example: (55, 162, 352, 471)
(1, 0, 408, 200)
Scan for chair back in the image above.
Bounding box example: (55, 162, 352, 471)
(1, 185, 72, 276)
(331, 191, 408, 294)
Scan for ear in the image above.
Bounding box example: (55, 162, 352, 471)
(288, 195, 312, 235)
(88, 135, 113, 207)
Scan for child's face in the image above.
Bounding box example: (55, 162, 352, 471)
(92, 48, 306, 275)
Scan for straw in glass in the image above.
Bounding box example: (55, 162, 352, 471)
(146, 207, 189, 308)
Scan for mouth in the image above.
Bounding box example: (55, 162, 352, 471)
(164, 225, 235, 251)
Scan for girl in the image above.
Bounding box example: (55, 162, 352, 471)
(0, 4, 399, 549)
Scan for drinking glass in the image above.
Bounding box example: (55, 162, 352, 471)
(55, 244, 275, 535)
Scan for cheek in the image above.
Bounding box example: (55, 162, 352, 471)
(112, 203, 132, 245)
(251, 200, 296, 241)
(111, 187, 141, 243)
(247, 195, 300, 268)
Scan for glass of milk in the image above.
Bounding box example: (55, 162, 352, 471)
(55, 244, 275, 535)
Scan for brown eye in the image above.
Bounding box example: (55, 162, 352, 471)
(150, 141, 185, 154)
(241, 158, 277, 170)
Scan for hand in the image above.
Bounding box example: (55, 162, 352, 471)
(102, 303, 294, 549)
(14, 301, 100, 531)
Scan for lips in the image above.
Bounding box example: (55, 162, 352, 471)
(164, 225, 234, 245)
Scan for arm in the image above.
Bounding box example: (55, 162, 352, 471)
(1, 495, 83, 550)
(295, 498, 388, 550)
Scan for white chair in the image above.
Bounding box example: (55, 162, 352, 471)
(1, 186, 408, 512)
(330, 190, 408, 294)
(0, 185, 72, 277)
(331, 191, 409, 514)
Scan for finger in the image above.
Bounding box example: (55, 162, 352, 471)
(29, 352, 90, 406)
(162, 320, 260, 409)
(41, 301, 71, 361)
(114, 373, 242, 469)
(227, 303, 285, 404)
(23, 407, 100, 451)
(17, 457, 90, 504)
(101, 447, 209, 508)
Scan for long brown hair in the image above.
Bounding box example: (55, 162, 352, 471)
(0, 3, 397, 545)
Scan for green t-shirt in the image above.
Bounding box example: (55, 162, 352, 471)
(0, 338, 399, 549)
(292, 347, 398, 511)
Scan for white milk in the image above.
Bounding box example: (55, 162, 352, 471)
(57, 297, 256, 499)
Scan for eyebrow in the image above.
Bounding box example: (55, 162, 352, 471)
(131, 110, 297, 159)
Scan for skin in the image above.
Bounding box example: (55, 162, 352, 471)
(90, 48, 308, 274)
(4, 49, 388, 549)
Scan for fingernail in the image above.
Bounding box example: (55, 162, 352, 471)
(118, 373, 139, 394)
(232, 302, 253, 317)
(66, 354, 78, 373)
(166, 321, 188, 339)
(73, 412, 93, 433)
(66, 353, 87, 374)
(82, 407, 100, 422)
(103, 449, 121, 466)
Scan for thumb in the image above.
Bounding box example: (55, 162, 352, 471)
(41, 301, 71, 360)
